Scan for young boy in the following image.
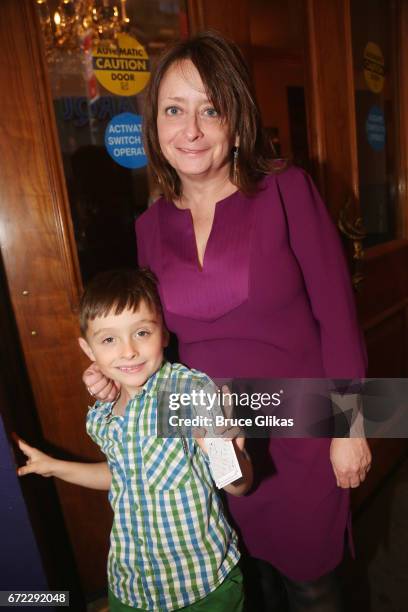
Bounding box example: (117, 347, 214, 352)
(18, 268, 252, 612)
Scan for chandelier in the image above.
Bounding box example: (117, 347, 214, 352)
(36, 0, 131, 55)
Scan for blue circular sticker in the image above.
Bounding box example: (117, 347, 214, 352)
(366, 106, 386, 151)
(105, 112, 147, 168)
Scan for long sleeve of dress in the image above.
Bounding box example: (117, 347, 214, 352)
(275, 167, 367, 379)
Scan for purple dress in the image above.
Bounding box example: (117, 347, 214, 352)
(135, 166, 367, 581)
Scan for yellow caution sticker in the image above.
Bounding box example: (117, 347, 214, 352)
(363, 42, 384, 94)
(92, 33, 150, 97)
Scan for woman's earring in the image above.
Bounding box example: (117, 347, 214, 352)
(233, 146, 239, 183)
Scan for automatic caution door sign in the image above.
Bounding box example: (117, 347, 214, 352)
(364, 42, 384, 94)
(93, 33, 150, 96)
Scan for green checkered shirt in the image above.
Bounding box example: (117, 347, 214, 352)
(86, 361, 239, 610)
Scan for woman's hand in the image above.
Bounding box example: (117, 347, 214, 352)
(83, 362, 120, 402)
(330, 437, 372, 488)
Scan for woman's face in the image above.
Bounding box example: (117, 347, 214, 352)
(157, 59, 232, 184)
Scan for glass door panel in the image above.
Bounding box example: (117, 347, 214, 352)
(350, 0, 399, 247)
(35, 0, 187, 282)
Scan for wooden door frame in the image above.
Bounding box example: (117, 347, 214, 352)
(187, 0, 251, 56)
(304, 0, 360, 216)
(0, 0, 111, 594)
(396, 0, 408, 240)
(304, 0, 408, 505)
(302, 0, 408, 240)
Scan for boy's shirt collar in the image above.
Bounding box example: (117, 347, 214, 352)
(142, 359, 170, 398)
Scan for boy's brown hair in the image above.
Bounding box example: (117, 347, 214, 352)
(79, 268, 163, 336)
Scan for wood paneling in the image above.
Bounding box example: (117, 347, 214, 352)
(0, 0, 110, 594)
(0, 255, 85, 607)
(353, 239, 408, 376)
(252, 52, 304, 158)
(352, 438, 408, 511)
(187, 0, 251, 59)
(357, 240, 408, 323)
(303, 0, 408, 509)
(304, 0, 359, 215)
(365, 309, 407, 376)
(396, 0, 408, 239)
(249, 0, 304, 52)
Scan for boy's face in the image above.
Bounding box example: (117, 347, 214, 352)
(79, 300, 168, 397)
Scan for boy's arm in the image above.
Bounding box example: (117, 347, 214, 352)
(221, 440, 253, 497)
(17, 439, 111, 491)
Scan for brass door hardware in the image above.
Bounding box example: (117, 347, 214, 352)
(338, 199, 366, 292)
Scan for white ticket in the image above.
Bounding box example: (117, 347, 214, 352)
(205, 438, 242, 489)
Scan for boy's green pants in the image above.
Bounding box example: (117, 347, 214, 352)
(108, 564, 244, 611)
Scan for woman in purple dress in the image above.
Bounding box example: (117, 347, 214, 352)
(86, 32, 371, 611)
